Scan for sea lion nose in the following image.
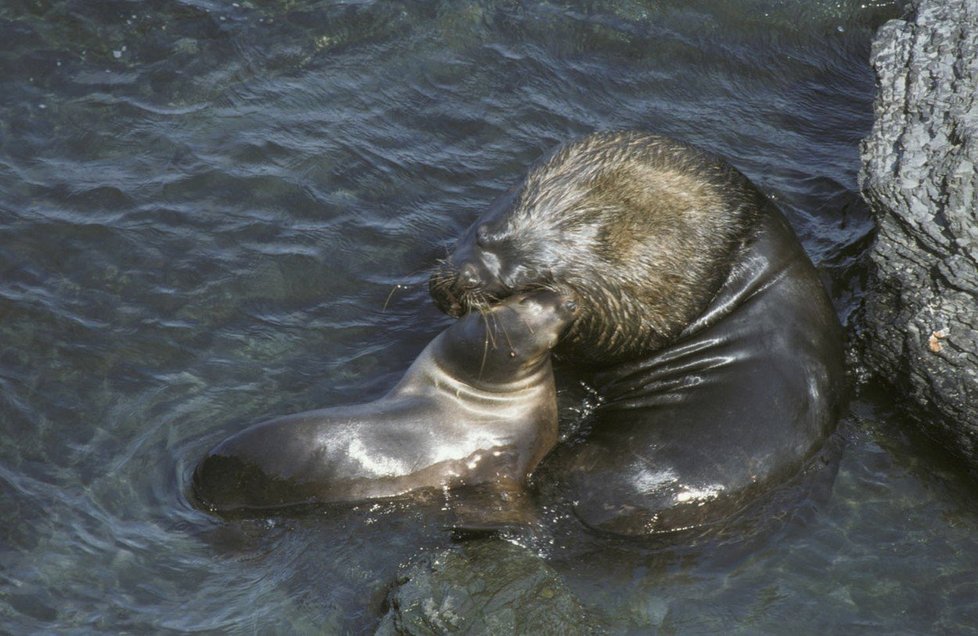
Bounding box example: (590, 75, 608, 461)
(459, 263, 481, 289)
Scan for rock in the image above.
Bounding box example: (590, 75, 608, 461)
(376, 539, 595, 635)
(859, 0, 978, 470)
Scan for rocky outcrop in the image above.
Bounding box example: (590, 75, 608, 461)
(859, 0, 978, 470)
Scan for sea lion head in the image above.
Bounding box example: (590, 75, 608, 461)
(440, 289, 578, 387)
(430, 131, 761, 367)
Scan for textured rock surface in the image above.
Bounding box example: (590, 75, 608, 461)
(376, 539, 594, 635)
(859, 0, 978, 470)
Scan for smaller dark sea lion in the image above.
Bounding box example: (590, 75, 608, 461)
(192, 290, 577, 515)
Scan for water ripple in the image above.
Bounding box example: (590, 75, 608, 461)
(7, 0, 967, 633)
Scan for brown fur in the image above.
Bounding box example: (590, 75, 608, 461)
(432, 131, 765, 366)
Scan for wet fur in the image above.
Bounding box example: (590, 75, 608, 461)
(431, 131, 765, 366)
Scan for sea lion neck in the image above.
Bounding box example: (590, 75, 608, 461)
(588, 204, 797, 400)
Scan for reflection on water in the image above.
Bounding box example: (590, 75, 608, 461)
(4, 0, 977, 633)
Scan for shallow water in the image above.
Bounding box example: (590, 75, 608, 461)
(3, 0, 977, 633)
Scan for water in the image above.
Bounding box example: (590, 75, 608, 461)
(3, 0, 976, 633)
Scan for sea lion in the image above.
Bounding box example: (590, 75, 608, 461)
(429, 130, 846, 535)
(193, 290, 577, 516)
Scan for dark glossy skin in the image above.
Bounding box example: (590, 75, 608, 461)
(429, 131, 845, 535)
(536, 206, 844, 534)
(193, 291, 577, 514)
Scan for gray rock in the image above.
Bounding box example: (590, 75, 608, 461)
(859, 0, 978, 470)
(377, 539, 596, 635)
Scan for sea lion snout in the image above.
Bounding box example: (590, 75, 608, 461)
(430, 242, 511, 316)
(458, 262, 483, 289)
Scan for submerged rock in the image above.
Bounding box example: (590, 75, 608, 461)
(377, 539, 594, 635)
(859, 0, 978, 471)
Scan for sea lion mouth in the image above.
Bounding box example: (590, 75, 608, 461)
(429, 262, 511, 317)
(428, 274, 465, 316)
(430, 268, 579, 343)
(429, 280, 505, 317)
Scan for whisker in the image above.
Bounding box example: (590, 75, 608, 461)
(382, 284, 407, 312)
(376, 255, 464, 312)
(486, 301, 503, 351)
(495, 302, 516, 353)
(467, 291, 499, 357)
(478, 305, 491, 381)
(429, 273, 454, 287)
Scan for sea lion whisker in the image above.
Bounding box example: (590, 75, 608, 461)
(473, 297, 501, 382)
(475, 292, 499, 351)
(382, 284, 406, 312)
(478, 312, 491, 382)
(495, 305, 517, 352)
(427, 271, 454, 287)
(430, 265, 455, 279)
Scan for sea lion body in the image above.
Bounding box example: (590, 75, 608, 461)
(536, 204, 844, 534)
(193, 291, 576, 514)
(430, 131, 845, 535)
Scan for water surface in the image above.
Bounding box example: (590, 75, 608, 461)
(3, 0, 977, 633)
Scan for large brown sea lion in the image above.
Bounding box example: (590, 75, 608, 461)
(430, 130, 845, 535)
